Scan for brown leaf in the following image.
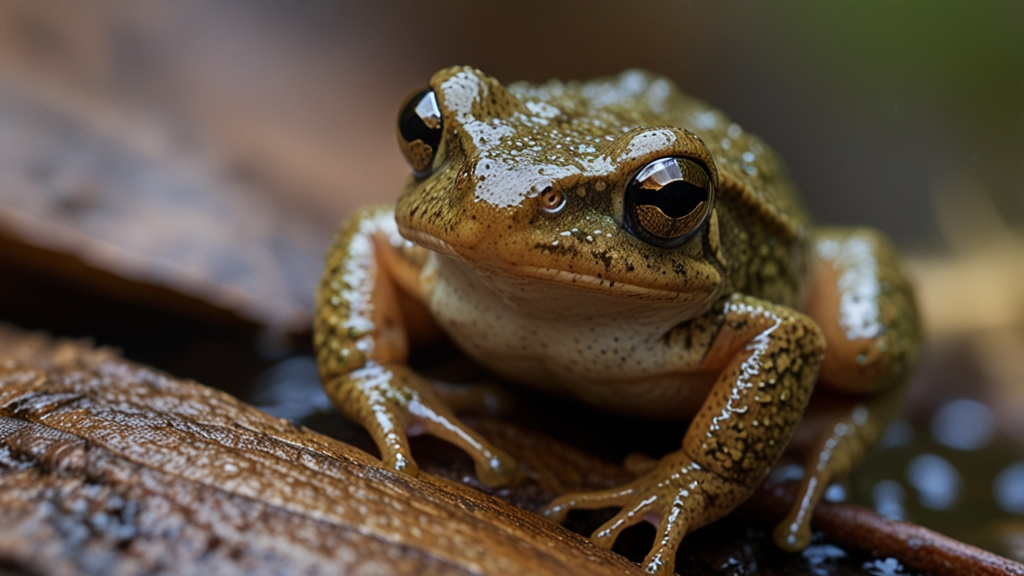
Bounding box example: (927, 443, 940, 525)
(0, 79, 333, 336)
(0, 324, 642, 576)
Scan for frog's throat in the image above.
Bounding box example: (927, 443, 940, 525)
(401, 227, 707, 302)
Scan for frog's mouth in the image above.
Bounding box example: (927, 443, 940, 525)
(400, 227, 712, 303)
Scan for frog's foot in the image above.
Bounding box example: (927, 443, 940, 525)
(325, 361, 518, 487)
(772, 385, 905, 552)
(543, 451, 751, 576)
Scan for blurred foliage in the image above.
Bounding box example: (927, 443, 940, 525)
(777, 1, 1024, 230)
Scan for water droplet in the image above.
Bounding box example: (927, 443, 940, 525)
(871, 479, 906, 520)
(994, 461, 1024, 514)
(824, 483, 847, 502)
(905, 453, 961, 510)
(880, 420, 914, 448)
(931, 399, 995, 451)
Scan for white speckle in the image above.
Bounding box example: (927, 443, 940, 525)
(224, 463, 238, 473)
(852, 405, 869, 426)
(560, 231, 571, 236)
(646, 79, 671, 113)
(525, 100, 561, 118)
(727, 123, 743, 139)
(582, 69, 649, 108)
(742, 151, 756, 163)
(593, 230, 602, 234)
(586, 235, 593, 242)
(833, 237, 883, 340)
(692, 110, 718, 129)
(721, 138, 732, 150)
(624, 129, 676, 160)
(552, 240, 559, 246)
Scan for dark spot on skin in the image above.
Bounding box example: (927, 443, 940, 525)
(590, 250, 613, 271)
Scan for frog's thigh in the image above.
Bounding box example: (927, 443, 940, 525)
(772, 227, 922, 551)
(544, 295, 824, 576)
(805, 227, 921, 394)
(314, 207, 516, 486)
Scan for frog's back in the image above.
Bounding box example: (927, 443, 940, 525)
(510, 70, 812, 307)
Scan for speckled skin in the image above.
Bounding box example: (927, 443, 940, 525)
(313, 67, 921, 575)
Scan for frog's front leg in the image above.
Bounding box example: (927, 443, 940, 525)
(773, 227, 921, 551)
(543, 295, 825, 575)
(314, 206, 517, 487)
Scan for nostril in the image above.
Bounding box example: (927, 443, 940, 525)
(538, 186, 566, 214)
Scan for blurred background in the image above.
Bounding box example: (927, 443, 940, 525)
(0, 0, 1021, 564)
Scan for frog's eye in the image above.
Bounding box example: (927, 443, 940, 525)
(623, 157, 714, 249)
(397, 89, 443, 177)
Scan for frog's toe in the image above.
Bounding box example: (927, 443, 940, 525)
(325, 363, 517, 486)
(407, 393, 519, 487)
(473, 449, 518, 487)
(641, 509, 690, 576)
(381, 449, 420, 478)
(541, 480, 642, 524)
(589, 492, 659, 550)
(773, 511, 813, 553)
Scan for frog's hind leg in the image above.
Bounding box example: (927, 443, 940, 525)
(774, 227, 921, 551)
(773, 383, 906, 551)
(315, 206, 517, 487)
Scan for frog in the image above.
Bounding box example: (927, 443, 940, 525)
(314, 66, 920, 575)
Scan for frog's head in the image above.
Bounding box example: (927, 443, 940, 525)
(394, 66, 729, 306)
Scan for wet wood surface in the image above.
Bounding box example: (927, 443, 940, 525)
(3, 324, 1021, 575)
(0, 325, 641, 576)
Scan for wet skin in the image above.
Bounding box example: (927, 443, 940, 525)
(314, 67, 921, 575)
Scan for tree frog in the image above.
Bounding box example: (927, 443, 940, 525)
(314, 66, 920, 575)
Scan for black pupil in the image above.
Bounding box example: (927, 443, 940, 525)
(398, 89, 442, 150)
(635, 181, 707, 218)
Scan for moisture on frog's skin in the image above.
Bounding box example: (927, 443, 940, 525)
(314, 66, 921, 576)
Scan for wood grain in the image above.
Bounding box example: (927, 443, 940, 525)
(0, 325, 641, 576)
